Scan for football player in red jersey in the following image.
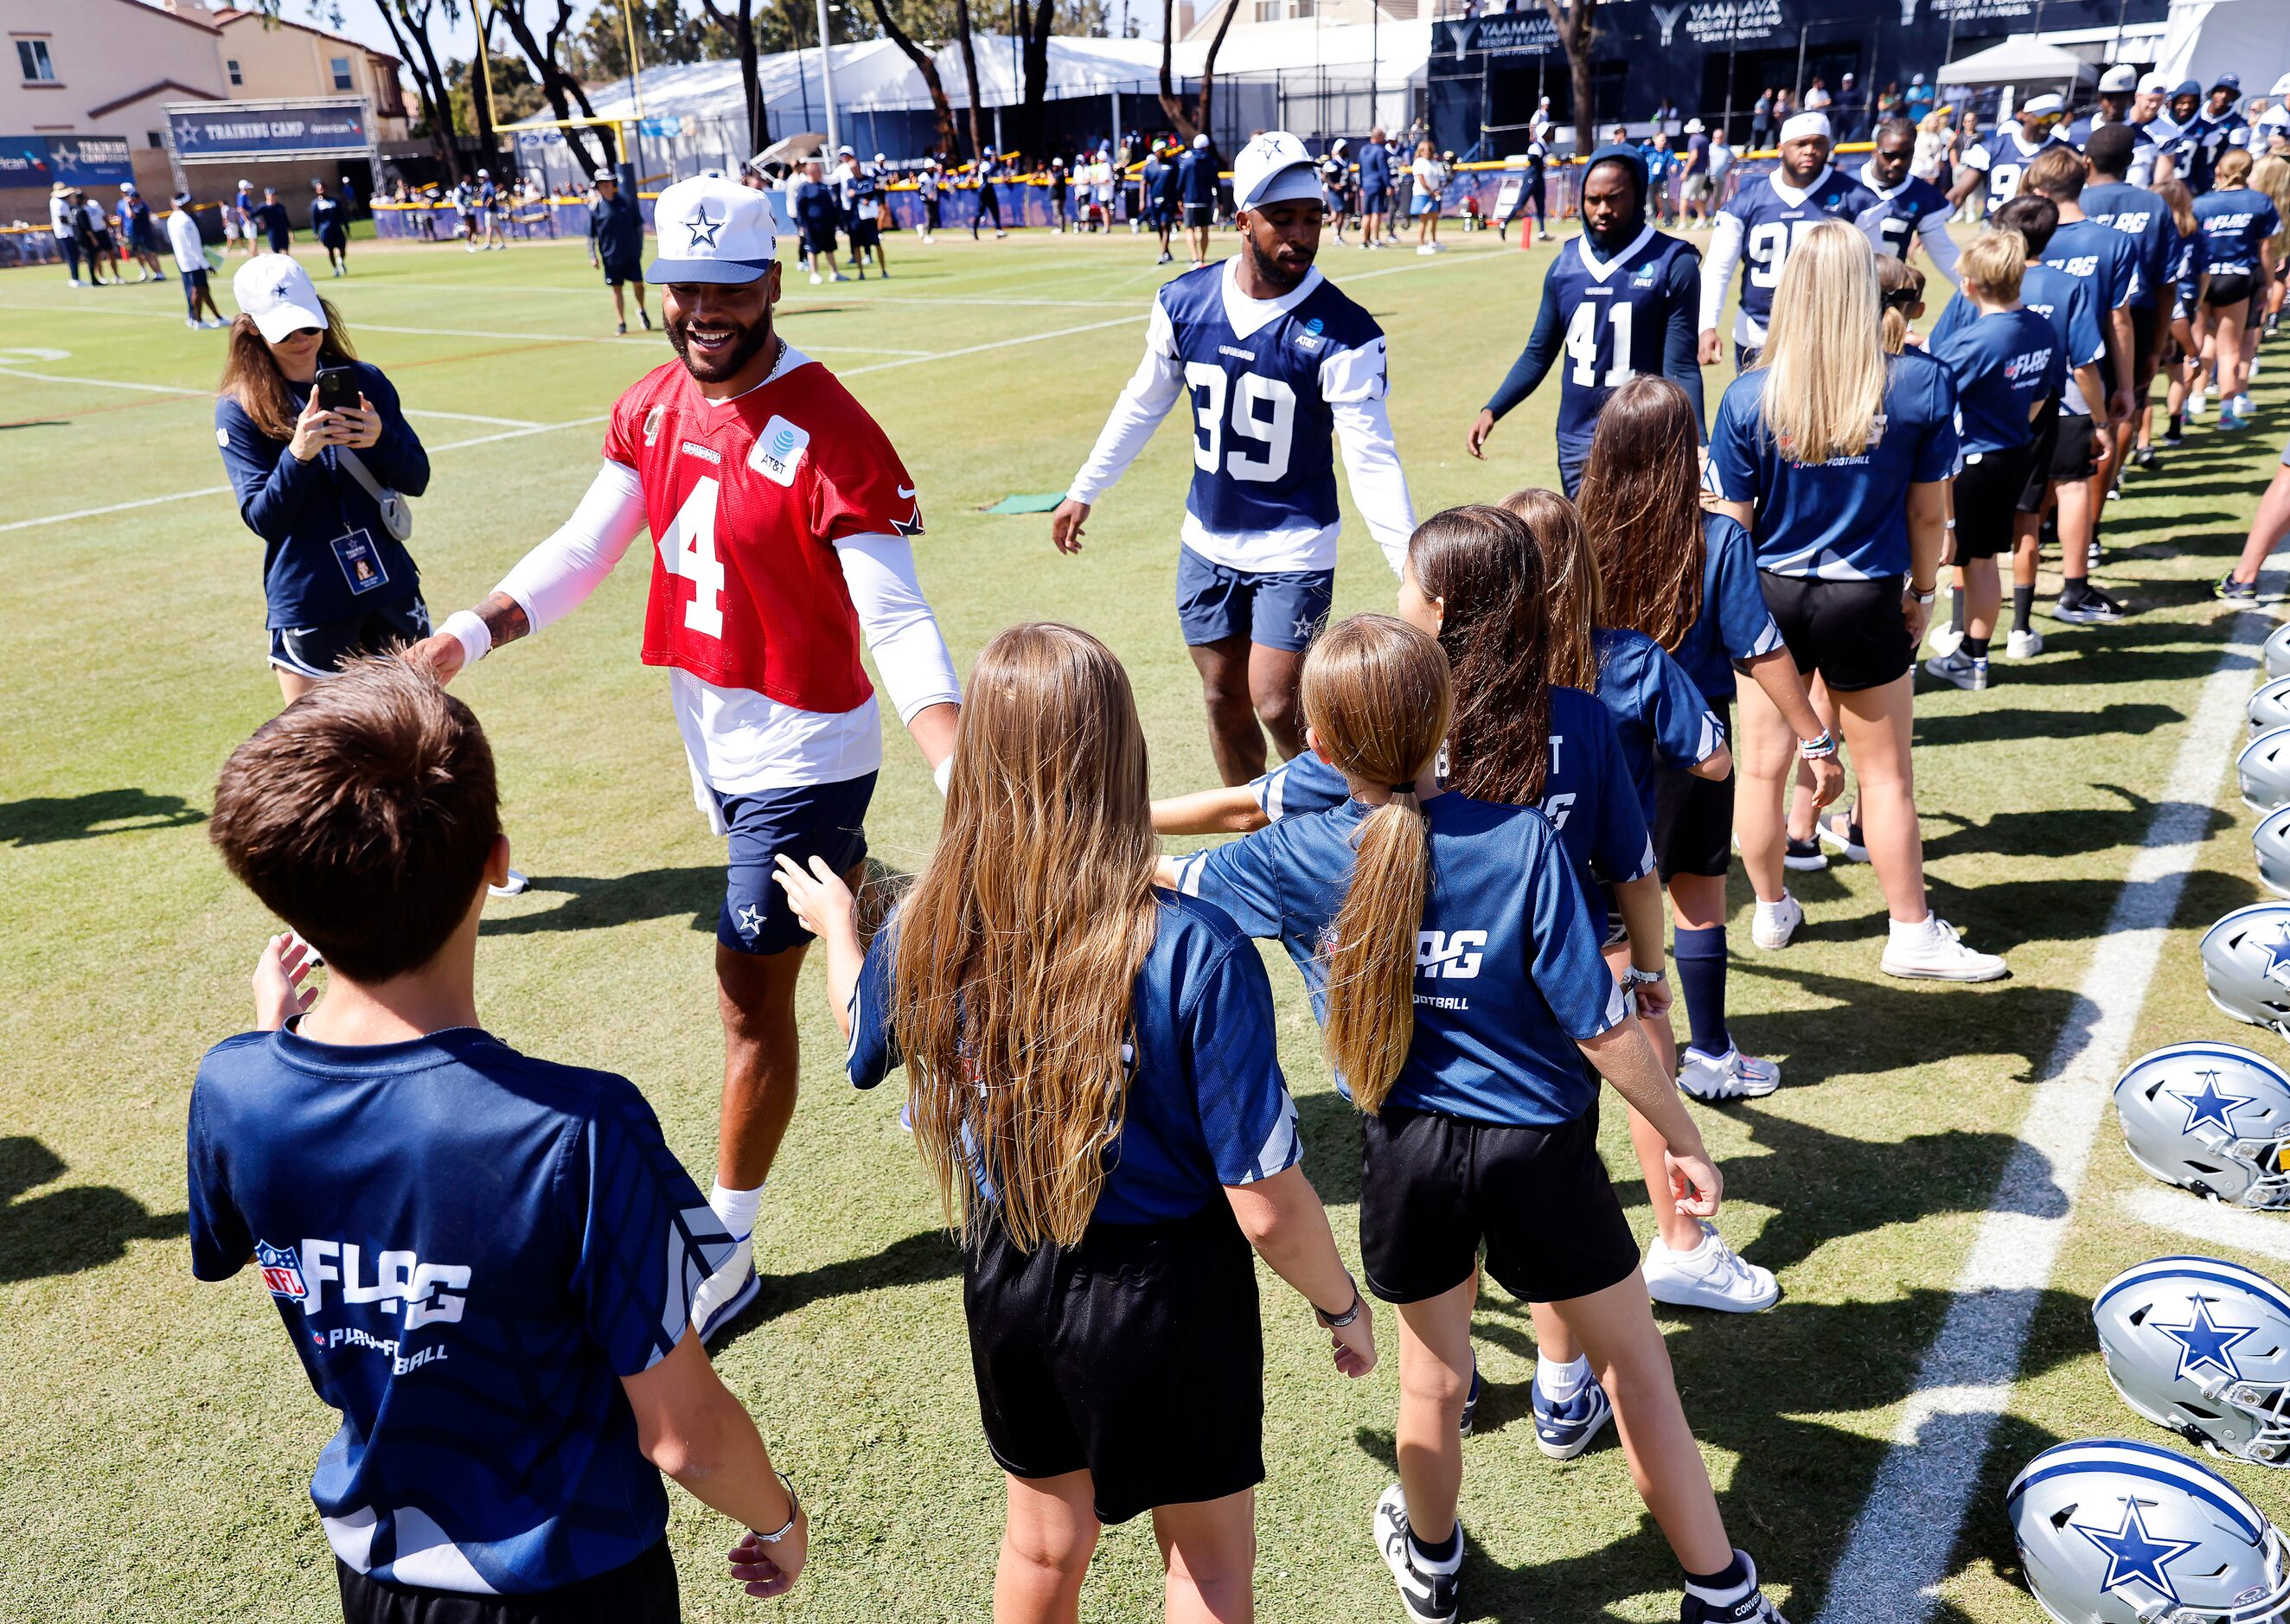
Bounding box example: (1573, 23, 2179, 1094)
(411, 176, 962, 1342)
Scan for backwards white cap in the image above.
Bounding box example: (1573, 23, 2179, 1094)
(2099, 64, 2138, 93)
(2021, 93, 2066, 116)
(1777, 110, 1832, 144)
(2139, 70, 2173, 95)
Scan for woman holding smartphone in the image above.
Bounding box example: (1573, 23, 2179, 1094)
(214, 253, 429, 705)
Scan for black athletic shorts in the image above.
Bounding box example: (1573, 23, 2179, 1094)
(2206, 272, 2255, 309)
(848, 219, 880, 249)
(802, 225, 839, 257)
(1759, 570, 1915, 693)
(1954, 443, 2033, 560)
(269, 593, 430, 680)
(1654, 700, 1735, 879)
(964, 1200, 1263, 1525)
(2049, 410, 2099, 482)
(2017, 396, 2060, 511)
(2129, 299, 2161, 383)
(1359, 1102, 1640, 1307)
(336, 1539, 677, 1624)
(1182, 201, 1215, 229)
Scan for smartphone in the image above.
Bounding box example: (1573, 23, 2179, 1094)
(316, 367, 357, 412)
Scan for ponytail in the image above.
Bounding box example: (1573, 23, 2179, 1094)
(1298, 614, 1452, 1113)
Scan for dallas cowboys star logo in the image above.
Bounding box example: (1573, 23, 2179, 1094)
(2171, 1069, 2253, 1135)
(2074, 1500, 2201, 1603)
(735, 901, 764, 937)
(682, 204, 725, 252)
(2261, 924, 2290, 981)
(2153, 1295, 2257, 1384)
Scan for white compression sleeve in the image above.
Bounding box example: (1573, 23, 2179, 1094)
(1699, 211, 1744, 335)
(1916, 208, 1962, 287)
(835, 534, 963, 724)
(494, 459, 649, 634)
(1065, 301, 1183, 506)
(1321, 338, 1417, 574)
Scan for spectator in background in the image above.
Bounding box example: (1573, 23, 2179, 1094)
(231, 178, 258, 257)
(214, 254, 432, 704)
(78, 190, 120, 285)
(117, 182, 163, 282)
(1178, 133, 1217, 265)
(1358, 125, 1393, 248)
(1643, 130, 1678, 225)
(1654, 96, 1680, 135)
(169, 191, 226, 329)
(1834, 73, 1861, 141)
(310, 180, 349, 278)
(1531, 96, 1553, 144)
(848, 155, 889, 278)
(253, 187, 292, 254)
(918, 155, 943, 243)
(1752, 89, 1775, 147)
(1905, 74, 1934, 125)
(1912, 109, 1953, 185)
(1680, 119, 1715, 228)
(50, 182, 86, 288)
(1048, 150, 1071, 233)
(587, 168, 649, 336)
(796, 157, 847, 284)
(1710, 127, 1736, 195)
(1411, 138, 1449, 253)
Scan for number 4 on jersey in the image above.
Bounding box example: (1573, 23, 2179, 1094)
(1564, 300, 1634, 387)
(658, 476, 726, 637)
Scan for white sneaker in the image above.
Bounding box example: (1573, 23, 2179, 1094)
(1816, 812, 1868, 864)
(1643, 1223, 1780, 1312)
(488, 867, 531, 898)
(185, 316, 201, 329)
(1373, 1485, 1461, 1624)
(1749, 892, 1803, 949)
(2006, 627, 2044, 660)
(691, 1234, 760, 1344)
(809, 271, 822, 285)
(2190, 387, 2209, 420)
(1925, 623, 1964, 659)
(1678, 1047, 1781, 1101)
(1880, 914, 2008, 982)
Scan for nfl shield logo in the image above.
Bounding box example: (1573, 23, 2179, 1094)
(256, 1240, 309, 1303)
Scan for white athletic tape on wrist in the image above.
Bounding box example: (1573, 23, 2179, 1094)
(441, 609, 491, 667)
(933, 754, 954, 796)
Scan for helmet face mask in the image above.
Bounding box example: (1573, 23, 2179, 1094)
(2240, 727, 2290, 813)
(2008, 1439, 2290, 1624)
(2199, 912, 2290, 1045)
(2096, 1257, 2290, 1467)
(2115, 1039, 2290, 1208)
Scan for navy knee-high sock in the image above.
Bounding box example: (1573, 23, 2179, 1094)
(1674, 925, 1731, 1059)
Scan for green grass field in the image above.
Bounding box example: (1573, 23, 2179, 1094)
(3, 222, 2288, 1623)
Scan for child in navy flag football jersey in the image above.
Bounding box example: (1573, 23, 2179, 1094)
(772, 623, 1373, 1623)
(1164, 616, 1788, 1624)
(190, 661, 805, 1623)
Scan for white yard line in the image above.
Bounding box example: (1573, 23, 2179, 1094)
(838, 314, 1146, 374)
(1812, 609, 2267, 1624)
(0, 363, 201, 396)
(0, 413, 609, 534)
(2116, 1186, 2290, 1264)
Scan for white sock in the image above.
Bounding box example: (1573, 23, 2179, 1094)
(1536, 1352, 1591, 1401)
(1754, 892, 1792, 917)
(710, 1181, 763, 1240)
(1888, 913, 1935, 942)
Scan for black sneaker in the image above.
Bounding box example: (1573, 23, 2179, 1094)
(1817, 812, 1869, 864)
(640, 308, 653, 330)
(1459, 1360, 1481, 1436)
(2053, 584, 2127, 624)
(2219, 574, 2260, 603)
(1374, 1486, 1461, 1624)
(2131, 445, 2158, 469)
(1782, 834, 1828, 872)
(1680, 1552, 1788, 1624)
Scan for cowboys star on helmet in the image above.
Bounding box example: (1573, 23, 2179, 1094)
(2114, 1041, 2290, 1207)
(2095, 1256, 2290, 1467)
(2007, 1438, 2290, 1624)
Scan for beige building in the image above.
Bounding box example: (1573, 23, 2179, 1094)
(207, 6, 408, 141)
(2, 0, 228, 210)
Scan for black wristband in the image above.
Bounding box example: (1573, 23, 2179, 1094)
(1313, 1277, 1363, 1329)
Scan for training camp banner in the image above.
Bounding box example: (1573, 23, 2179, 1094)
(0, 134, 135, 190)
(167, 99, 374, 164)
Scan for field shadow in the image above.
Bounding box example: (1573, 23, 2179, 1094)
(1726, 962, 2079, 1085)
(0, 1136, 184, 1282)
(1912, 702, 2178, 750)
(0, 789, 206, 847)
(479, 866, 721, 937)
(1346, 1285, 2085, 1621)
(1918, 783, 2236, 865)
(710, 1226, 963, 1352)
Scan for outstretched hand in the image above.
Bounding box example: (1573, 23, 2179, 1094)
(1049, 498, 1092, 555)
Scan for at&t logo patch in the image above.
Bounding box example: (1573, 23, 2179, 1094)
(748, 415, 809, 486)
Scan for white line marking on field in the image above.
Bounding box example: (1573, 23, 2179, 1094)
(839, 314, 1145, 374)
(2116, 1186, 2290, 1263)
(404, 407, 543, 427)
(1812, 610, 2267, 1624)
(0, 414, 608, 533)
(0, 363, 201, 395)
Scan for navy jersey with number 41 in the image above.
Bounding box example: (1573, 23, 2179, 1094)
(1540, 227, 1702, 449)
(1160, 262, 1386, 539)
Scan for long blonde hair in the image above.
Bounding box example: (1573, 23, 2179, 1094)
(1754, 219, 1888, 461)
(1500, 487, 1603, 690)
(2253, 154, 2290, 259)
(1302, 615, 1452, 1114)
(891, 623, 1161, 1250)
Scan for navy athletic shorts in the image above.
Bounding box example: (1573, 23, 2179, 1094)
(1174, 546, 1334, 651)
(269, 594, 430, 679)
(713, 771, 875, 956)
(1360, 183, 1389, 214)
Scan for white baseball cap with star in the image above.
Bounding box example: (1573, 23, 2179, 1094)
(232, 253, 327, 343)
(646, 174, 779, 285)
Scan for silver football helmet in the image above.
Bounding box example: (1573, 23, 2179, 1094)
(2096, 1256, 2290, 1467)
(2241, 727, 2290, 812)
(2114, 1040, 2290, 1207)
(2009, 1438, 2290, 1624)
(2267, 621, 2290, 680)
(2201, 908, 2290, 1039)
(2255, 677, 2290, 738)
(2258, 808, 2290, 901)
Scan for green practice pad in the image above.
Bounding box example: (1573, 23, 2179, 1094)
(979, 492, 1069, 515)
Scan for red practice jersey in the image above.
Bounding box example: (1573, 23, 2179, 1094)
(603, 350, 923, 713)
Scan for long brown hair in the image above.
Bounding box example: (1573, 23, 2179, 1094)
(1501, 487, 1602, 690)
(1577, 376, 1705, 654)
(1410, 504, 1554, 805)
(891, 623, 1161, 1251)
(2155, 176, 2197, 240)
(218, 297, 356, 440)
(1302, 615, 1452, 1114)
